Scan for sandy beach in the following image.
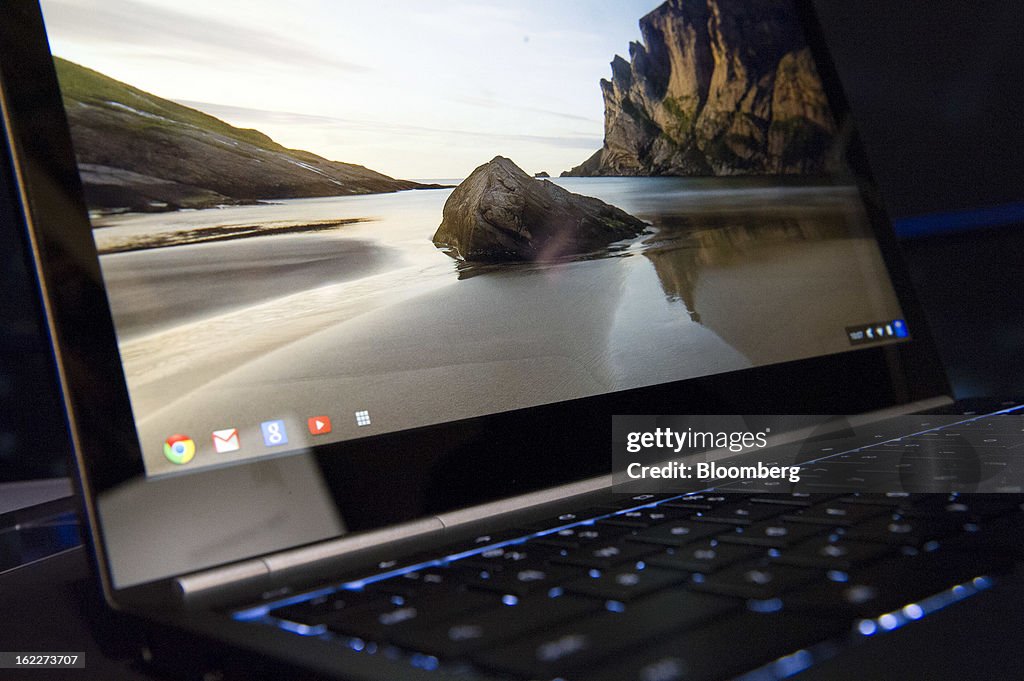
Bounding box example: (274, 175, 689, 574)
(94, 180, 905, 475)
(94, 217, 368, 254)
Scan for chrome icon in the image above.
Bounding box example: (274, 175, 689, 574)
(163, 434, 196, 464)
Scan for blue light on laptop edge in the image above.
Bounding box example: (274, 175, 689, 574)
(729, 576, 994, 681)
(893, 200, 1024, 238)
(234, 404, 1024, 626)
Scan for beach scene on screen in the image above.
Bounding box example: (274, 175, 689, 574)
(42, 0, 904, 474)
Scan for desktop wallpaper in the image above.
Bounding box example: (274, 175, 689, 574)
(41, 0, 905, 474)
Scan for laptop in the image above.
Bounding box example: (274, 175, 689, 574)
(2, 0, 1023, 678)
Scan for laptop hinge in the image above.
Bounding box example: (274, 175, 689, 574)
(175, 517, 443, 600)
(174, 474, 612, 603)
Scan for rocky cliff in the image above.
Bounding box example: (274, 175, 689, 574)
(433, 157, 646, 262)
(565, 0, 836, 177)
(54, 58, 432, 213)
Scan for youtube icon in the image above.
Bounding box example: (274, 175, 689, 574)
(307, 416, 332, 435)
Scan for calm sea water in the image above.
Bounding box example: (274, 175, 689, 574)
(96, 176, 882, 337)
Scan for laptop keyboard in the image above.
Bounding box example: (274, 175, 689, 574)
(234, 410, 1024, 680)
(234, 490, 1023, 680)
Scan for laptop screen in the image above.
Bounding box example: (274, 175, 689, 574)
(41, 0, 908, 478)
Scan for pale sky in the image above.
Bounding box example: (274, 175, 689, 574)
(41, 0, 661, 179)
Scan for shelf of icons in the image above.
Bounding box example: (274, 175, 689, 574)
(845, 318, 909, 346)
(162, 411, 372, 464)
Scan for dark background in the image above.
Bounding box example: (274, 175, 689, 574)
(815, 2, 1024, 221)
(1, 1, 1022, 482)
(813, 1, 1024, 399)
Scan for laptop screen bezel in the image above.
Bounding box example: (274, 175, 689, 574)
(0, 0, 949, 594)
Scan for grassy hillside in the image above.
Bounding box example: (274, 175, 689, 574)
(54, 58, 285, 153)
(53, 57, 430, 213)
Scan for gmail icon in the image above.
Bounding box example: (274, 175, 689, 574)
(211, 428, 241, 453)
